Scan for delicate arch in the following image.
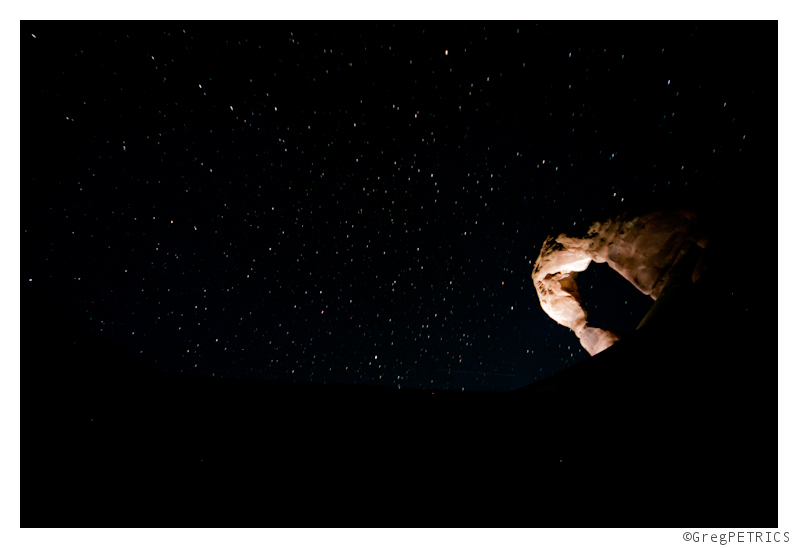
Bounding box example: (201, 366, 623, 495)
(532, 209, 709, 356)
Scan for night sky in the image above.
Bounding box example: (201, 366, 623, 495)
(22, 21, 776, 392)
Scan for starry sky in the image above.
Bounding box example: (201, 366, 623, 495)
(22, 21, 776, 392)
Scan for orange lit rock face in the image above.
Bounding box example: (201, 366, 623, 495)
(532, 209, 708, 356)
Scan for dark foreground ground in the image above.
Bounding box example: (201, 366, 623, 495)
(22, 229, 774, 527)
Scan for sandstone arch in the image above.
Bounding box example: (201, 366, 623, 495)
(532, 209, 710, 356)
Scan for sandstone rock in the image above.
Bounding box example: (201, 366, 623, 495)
(532, 209, 709, 355)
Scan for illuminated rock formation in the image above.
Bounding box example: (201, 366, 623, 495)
(532, 209, 710, 356)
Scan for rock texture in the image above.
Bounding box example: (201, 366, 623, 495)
(532, 209, 709, 355)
